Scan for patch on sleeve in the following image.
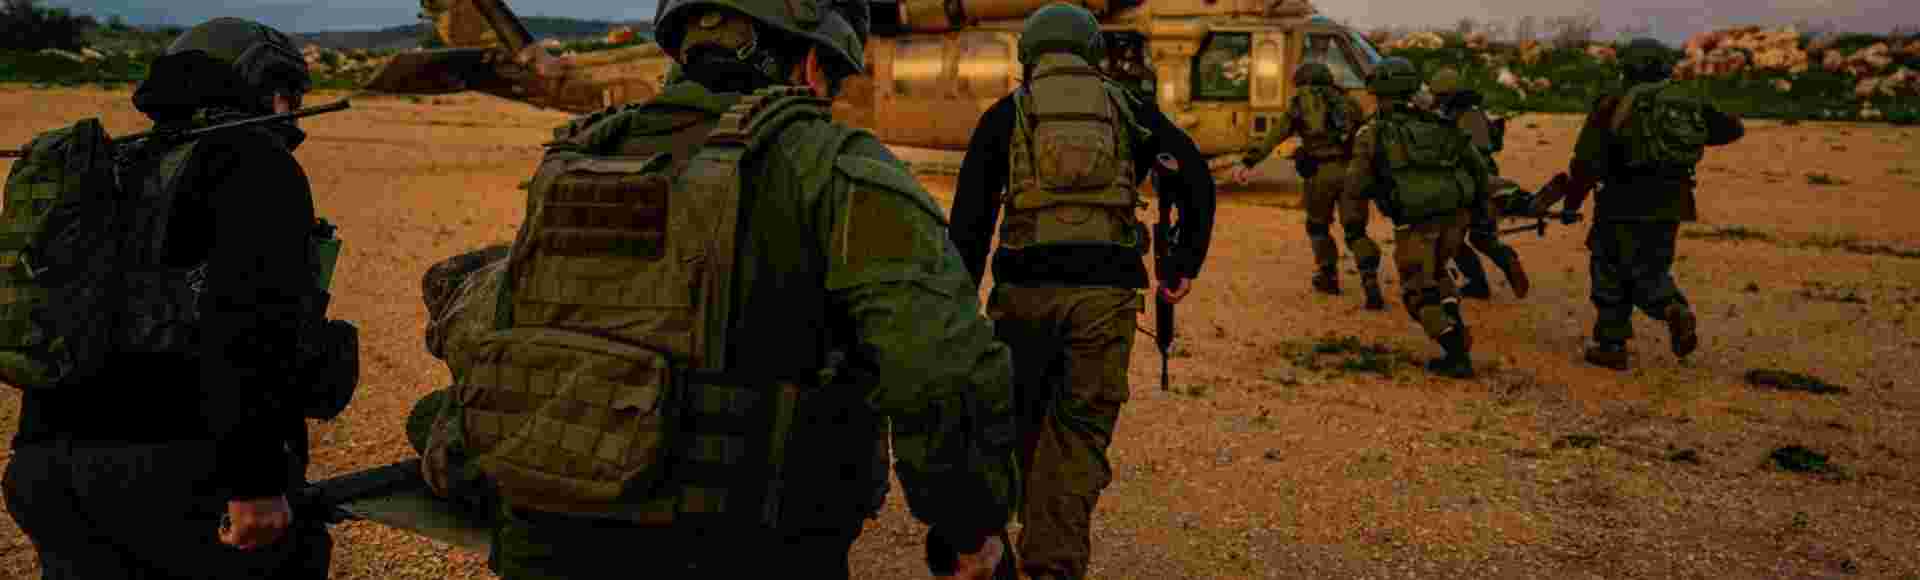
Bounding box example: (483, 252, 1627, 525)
(828, 155, 954, 288)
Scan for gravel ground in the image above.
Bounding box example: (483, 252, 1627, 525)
(2, 86, 1917, 579)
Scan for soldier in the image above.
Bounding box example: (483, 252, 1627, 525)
(1346, 57, 1490, 378)
(1540, 38, 1743, 370)
(1104, 34, 1157, 100)
(1426, 66, 1531, 300)
(430, 0, 1019, 578)
(2, 17, 335, 578)
(1231, 62, 1387, 308)
(948, 4, 1217, 578)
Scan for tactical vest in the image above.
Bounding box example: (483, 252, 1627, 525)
(1293, 86, 1353, 159)
(1003, 52, 1145, 253)
(453, 86, 852, 525)
(1375, 109, 1478, 223)
(1609, 80, 1709, 177)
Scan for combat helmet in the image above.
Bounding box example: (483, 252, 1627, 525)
(165, 17, 310, 104)
(1367, 56, 1422, 97)
(1427, 66, 1461, 95)
(1292, 62, 1334, 87)
(1019, 2, 1105, 68)
(1618, 37, 1673, 83)
(654, 0, 867, 78)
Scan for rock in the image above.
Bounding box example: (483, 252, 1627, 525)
(1772, 78, 1793, 93)
(1465, 32, 1489, 50)
(1585, 44, 1616, 62)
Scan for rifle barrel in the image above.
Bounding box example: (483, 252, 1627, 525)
(1, 149, 21, 158)
(111, 99, 352, 145)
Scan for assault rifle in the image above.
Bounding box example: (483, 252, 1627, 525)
(1151, 153, 1180, 392)
(1, 99, 351, 159)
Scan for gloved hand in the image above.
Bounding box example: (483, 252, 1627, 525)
(1560, 210, 1581, 225)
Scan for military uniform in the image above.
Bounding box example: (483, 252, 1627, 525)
(1427, 67, 1530, 300)
(420, 3, 1018, 578)
(1555, 38, 1745, 369)
(3, 18, 334, 579)
(1237, 63, 1384, 305)
(948, 5, 1216, 578)
(1346, 57, 1489, 378)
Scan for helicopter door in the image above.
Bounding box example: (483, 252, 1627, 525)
(1248, 30, 1288, 135)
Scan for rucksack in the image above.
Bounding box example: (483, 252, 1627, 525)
(1003, 52, 1145, 252)
(1, 115, 359, 419)
(1610, 80, 1710, 174)
(1375, 109, 1478, 223)
(0, 118, 136, 390)
(1294, 86, 1351, 147)
(450, 86, 863, 523)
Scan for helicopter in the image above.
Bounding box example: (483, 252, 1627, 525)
(365, 0, 1388, 169)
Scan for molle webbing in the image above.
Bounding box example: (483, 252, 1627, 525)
(1002, 54, 1143, 252)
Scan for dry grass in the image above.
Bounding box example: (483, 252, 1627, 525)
(2, 86, 1918, 579)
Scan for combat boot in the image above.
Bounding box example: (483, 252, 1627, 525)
(1360, 271, 1386, 310)
(1425, 328, 1474, 378)
(1584, 342, 1630, 370)
(1312, 267, 1341, 295)
(1664, 303, 1698, 358)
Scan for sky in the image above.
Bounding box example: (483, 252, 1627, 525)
(42, 0, 1919, 44)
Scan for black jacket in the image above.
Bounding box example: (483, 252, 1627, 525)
(950, 88, 1216, 289)
(12, 50, 316, 500)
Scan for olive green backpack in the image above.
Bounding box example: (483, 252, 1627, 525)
(1376, 110, 1478, 223)
(1610, 80, 1710, 174)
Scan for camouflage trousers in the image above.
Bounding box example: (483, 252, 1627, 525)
(986, 284, 1143, 580)
(3, 439, 331, 580)
(1392, 210, 1470, 342)
(1304, 159, 1382, 272)
(1451, 204, 1521, 285)
(1586, 221, 1689, 344)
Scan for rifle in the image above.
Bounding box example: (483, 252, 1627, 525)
(1, 99, 352, 160)
(1495, 171, 1583, 237)
(1150, 153, 1179, 392)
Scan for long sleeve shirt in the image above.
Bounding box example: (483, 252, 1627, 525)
(949, 88, 1217, 289)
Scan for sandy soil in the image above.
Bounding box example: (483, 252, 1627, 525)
(2, 86, 1918, 579)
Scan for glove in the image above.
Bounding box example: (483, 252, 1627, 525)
(1560, 211, 1580, 225)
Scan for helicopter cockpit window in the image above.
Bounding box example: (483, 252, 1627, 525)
(1305, 33, 1365, 89)
(1192, 32, 1251, 101)
(893, 37, 947, 97)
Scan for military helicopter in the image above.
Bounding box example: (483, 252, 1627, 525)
(365, 0, 1387, 169)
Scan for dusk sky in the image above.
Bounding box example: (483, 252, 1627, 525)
(40, 0, 1917, 44)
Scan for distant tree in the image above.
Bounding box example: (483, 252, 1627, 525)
(0, 0, 97, 51)
(1617, 23, 1652, 43)
(1454, 18, 1477, 38)
(105, 13, 128, 32)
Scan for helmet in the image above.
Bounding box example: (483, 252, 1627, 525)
(654, 0, 867, 76)
(1018, 2, 1105, 67)
(165, 17, 310, 102)
(1428, 66, 1461, 95)
(1618, 37, 1672, 83)
(1292, 62, 1333, 87)
(1366, 56, 1422, 97)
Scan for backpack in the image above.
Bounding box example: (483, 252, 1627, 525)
(1610, 80, 1710, 175)
(1003, 52, 1145, 252)
(1375, 109, 1478, 223)
(450, 86, 862, 523)
(1294, 86, 1351, 147)
(0, 118, 142, 390)
(1, 116, 359, 420)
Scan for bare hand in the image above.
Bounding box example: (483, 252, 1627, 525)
(938, 535, 1005, 580)
(1230, 164, 1256, 185)
(1160, 277, 1193, 304)
(219, 495, 291, 551)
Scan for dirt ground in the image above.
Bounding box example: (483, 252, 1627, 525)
(2, 86, 1917, 579)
